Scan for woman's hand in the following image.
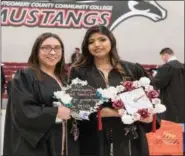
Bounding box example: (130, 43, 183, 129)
(100, 108, 120, 117)
(139, 114, 153, 123)
(57, 105, 71, 120)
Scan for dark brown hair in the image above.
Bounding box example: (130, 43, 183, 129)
(160, 47, 174, 55)
(75, 47, 80, 51)
(28, 32, 67, 82)
(73, 25, 124, 75)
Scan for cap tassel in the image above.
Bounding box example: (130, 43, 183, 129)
(98, 106, 102, 131)
(152, 114, 156, 133)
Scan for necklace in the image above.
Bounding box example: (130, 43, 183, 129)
(97, 66, 112, 71)
(97, 68, 110, 87)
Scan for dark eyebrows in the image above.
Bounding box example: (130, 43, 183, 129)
(88, 36, 106, 42)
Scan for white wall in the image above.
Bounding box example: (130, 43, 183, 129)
(2, 1, 184, 64)
(113, 1, 184, 64)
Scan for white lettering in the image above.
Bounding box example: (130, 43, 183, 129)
(1, 1, 30, 7)
(89, 5, 112, 11)
(30, 3, 54, 8)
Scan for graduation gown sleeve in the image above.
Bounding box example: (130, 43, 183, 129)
(152, 63, 172, 89)
(133, 63, 150, 79)
(10, 69, 58, 148)
(133, 63, 161, 133)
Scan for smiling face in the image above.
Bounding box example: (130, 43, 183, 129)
(38, 37, 62, 69)
(88, 32, 111, 59)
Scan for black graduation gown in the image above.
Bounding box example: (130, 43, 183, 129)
(152, 60, 185, 123)
(7, 80, 12, 98)
(70, 60, 161, 156)
(3, 68, 79, 156)
(1, 65, 5, 94)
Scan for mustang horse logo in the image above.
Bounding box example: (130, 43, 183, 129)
(109, 0, 167, 30)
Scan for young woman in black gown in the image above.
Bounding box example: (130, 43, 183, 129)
(70, 25, 161, 156)
(3, 33, 79, 156)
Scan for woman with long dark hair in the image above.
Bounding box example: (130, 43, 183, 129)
(3, 32, 79, 156)
(70, 25, 161, 156)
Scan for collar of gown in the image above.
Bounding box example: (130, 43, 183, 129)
(167, 56, 177, 62)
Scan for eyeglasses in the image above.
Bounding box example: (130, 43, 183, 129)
(40, 45, 62, 53)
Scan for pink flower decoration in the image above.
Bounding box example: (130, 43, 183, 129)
(112, 100, 125, 110)
(147, 90, 159, 99)
(122, 81, 135, 91)
(137, 108, 150, 118)
(133, 113, 141, 121)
